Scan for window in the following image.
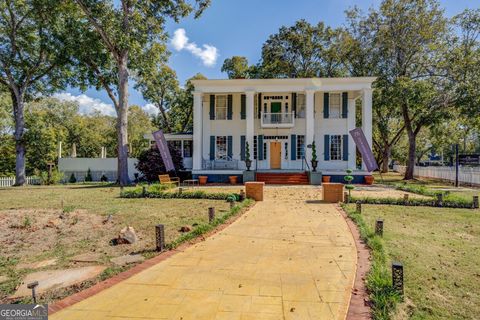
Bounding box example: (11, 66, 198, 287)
(296, 94, 306, 118)
(263, 142, 267, 160)
(329, 93, 341, 118)
(168, 141, 181, 154)
(285, 102, 289, 113)
(216, 136, 227, 159)
(183, 140, 192, 158)
(253, 136, 258, 160)
(285, 142, 288, 160)
(297, 135, 305, 160)
(215, 95, 227, 120)
(330, 135, 342, 160)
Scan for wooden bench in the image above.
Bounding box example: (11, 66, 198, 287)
(158, 174, 180, 187)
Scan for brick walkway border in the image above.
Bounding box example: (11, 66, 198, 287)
(48, 202, 255, 315)
(335, 204, 372, 320)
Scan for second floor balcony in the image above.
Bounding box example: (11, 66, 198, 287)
(261, 112, 295, 128)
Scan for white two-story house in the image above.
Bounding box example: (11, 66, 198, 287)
(189, 77, 375, 184)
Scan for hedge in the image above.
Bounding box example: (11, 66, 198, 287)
(351, 196, 474, 209)
(120, 185, 240, 201)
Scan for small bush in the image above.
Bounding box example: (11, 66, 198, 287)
(85, 168, 93, 182)
(100, 174, 108, 182)
(69, 173, 77, 183)
(120, 185, 239, 201)
(37, 169, 64, 185)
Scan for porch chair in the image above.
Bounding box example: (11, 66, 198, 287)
(158, 174, 180, 188)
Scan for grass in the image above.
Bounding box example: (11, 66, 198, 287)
(344, 203, 480, 319)
(0, 184, 249, 302)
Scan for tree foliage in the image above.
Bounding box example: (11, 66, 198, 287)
(135, 146, 184, 182)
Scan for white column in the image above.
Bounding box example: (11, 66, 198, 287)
(245, 91, 255, 168)
(305, 90, 315, 165)
(192, 91, 203, 170)
(362, 88, 373, 171)
(347, 97, 356, 170)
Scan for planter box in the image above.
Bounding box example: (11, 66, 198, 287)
(245, 181, 264, 201)
(309, 171, 322, 185)
(243, 170, 256, 183)
(322, 183, 345, 203)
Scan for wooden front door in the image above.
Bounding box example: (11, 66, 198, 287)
(270, 142, 281, 169)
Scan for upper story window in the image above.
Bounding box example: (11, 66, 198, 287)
(296, 94, 306, 118)
(215, 95, 227, 120)
(297, 135, 305, 160)
(183, 140, 192, 158)
(330, 135, 343, 160)
(329, 93, 341, 118)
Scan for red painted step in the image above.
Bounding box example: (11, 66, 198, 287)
(256, 172, 309, 185)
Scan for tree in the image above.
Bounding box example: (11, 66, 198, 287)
(136, 146, 184, 182)
(69, 0, 210, 185)
(128, 105, 154, 158)
(0, 0, 72, 185)
(0, 92, 15, 175)
(221, 56, 251, 79)
(259, 19, 345, 78)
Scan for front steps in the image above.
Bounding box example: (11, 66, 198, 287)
(256, 172, 309, 185)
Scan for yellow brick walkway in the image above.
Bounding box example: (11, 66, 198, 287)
(51, 186, 357, 320)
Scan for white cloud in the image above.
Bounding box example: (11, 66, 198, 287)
(142, 103, 158, 116)
(171, 28, 219, 67)
(54, 92, 116, 116)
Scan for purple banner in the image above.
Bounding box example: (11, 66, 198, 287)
(152, 130, 175, 172)
(349, 128, 378, 172)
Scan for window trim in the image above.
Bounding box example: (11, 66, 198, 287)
(329, 134, 343, 161)
(215, 95, 227, 120)
(296, 135, 305, 160)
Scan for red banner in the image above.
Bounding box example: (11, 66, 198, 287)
(152, 130, 175, 172)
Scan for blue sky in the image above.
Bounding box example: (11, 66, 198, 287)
(58, 0, 476, 116)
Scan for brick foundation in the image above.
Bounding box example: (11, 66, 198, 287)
(245, 182, 264, 201)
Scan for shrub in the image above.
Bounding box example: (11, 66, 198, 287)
(120, 185, 239, 201)
(84, 168, 93, 182)
(100, 174, 108, 182)
(136, 146, 184, 182)
(38, 169, 64, 185)
(69, 173, 77, 183)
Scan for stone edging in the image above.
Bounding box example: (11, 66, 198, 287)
(48, 201, 255, 315)
(335, 204, 372, 320)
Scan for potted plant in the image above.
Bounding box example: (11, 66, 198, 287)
(245, 141, 252, 171)
(198, 176, 208, 185)
(322, 176, 331, 183)
(229, 176, 238, 184)
(311, 141, 318, 172)
(344, 169, 355, 203)
(364, 175, 374, 185)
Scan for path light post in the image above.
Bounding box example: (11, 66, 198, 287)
(436, 193, 443, 207)
(208, 207, 215, 224)
(239, 190, 245, 201)
(142, 186, 146, 197)
(27, 281, 39, 303)
(155, 224, 165, 252)
(178, 187, 183, 195)
(473, 195, 479, 209)
(403, 194, 409, 203)
(344, 192, 349, 203)
(356, 201, 362, 214)
(392, 262, 404, 298)
(375, 219, 384, 236)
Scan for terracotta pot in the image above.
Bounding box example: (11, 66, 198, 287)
(322, 176, 331, 183)
(364, 175, 374, 185)
(229, 176, 238, 185)
(198, 176, 208, 185)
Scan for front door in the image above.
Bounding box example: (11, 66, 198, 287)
(270, 142, 281, 169)
(270, 102, 281, 123)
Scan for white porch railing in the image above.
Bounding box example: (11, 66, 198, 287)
(0, 176, 41, 187)
(202, 157, 239, 170)
(261, 112, 295, 128)
(393, 165, 480, 186)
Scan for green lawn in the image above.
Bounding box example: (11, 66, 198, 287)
(346, 203, 480, 319)
(0, 184, 234, 302)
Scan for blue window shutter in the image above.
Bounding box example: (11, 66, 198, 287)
(342, 92, 348, 118)
(324, 135, 330, 161)
(292, 93, 297, 117)
(227, 136, 233, 158)
(257, 93, 262, 118)
(210, 136, 215, 160)
(323, 93, 329, 119)
(209, 95, 215, 120)
(291, 134, 297, 160)
(240, 94, 246, 119)
(227, 94, 233, 120)
(240, 135, 246, 160)
(343, 135, 349, 161)
(258, 135, 264, 160)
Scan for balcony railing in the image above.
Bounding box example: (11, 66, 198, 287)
(261, 112, 295, 128)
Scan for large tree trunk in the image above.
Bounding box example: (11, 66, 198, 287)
(12, 90, 26, 186)
(381, 145, 391, 173)
(405, 130, 416, 180)
(117, 55, 130, 186)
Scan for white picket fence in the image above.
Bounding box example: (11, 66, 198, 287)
(0, 176, 41, 187)
(393, 165, 480, 186)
